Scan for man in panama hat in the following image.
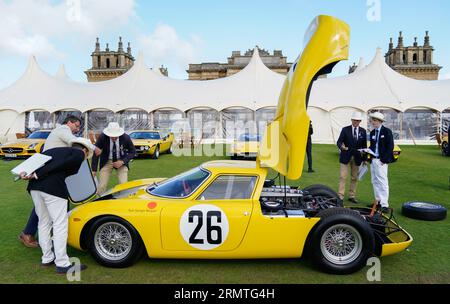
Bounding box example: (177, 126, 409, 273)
(336, 111, 367, 203)
(92, 122, 136, 195)
(368, 111, 394, 212)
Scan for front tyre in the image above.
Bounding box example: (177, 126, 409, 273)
(309, 208, 374, 274)
(87, 216, 144, 268)
(151, 146, 160, 159)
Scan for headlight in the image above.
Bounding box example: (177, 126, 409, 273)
(140, 146, 145, 151)
(144, 146, 149, 151)
(28, 143, 38, 149)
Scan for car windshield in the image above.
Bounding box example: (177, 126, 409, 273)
(238, 134, 261, 142)
(129, 132, 161, 140)
(148, 167, 210, 198)
(27, 131, 50, 139)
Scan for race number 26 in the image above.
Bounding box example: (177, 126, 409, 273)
(180, 204, 229, 250)
(188, 210, 222, 245)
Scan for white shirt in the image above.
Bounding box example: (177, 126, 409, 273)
(43, 125, 95, 152)
(109, 138, 120, 161)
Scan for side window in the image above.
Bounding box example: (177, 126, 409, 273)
(198, 175, 257, 200)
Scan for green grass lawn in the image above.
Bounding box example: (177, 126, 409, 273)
(0, 144, 449, 284)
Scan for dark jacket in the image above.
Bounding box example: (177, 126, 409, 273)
(27, 147, 85, 199)
(337, 125, 367, 166)
(92, 133, 135, 172)
(369, 125, 395, 164)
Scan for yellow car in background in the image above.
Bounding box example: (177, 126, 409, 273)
(230, 134, 261, 159)
(0, 130, 50, 159)
(66, 15, 412, 275)
(129, 130, 174, 159)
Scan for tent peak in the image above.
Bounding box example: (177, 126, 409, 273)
(55, 64, 70, 80)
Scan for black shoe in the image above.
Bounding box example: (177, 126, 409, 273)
(41, 260, 54, 267)
(381, 207, 391, 214)
(307, 168, 315, 173)
(56, 262, 87, 274)
(348, 197, 359, 204)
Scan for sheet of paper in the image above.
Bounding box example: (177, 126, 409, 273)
(11, 153, 52, 176)
(358, 148, 376, 156)
(358, 163, 368, 181)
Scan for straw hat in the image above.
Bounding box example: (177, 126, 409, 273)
(103, 122, 125, 138)
(369, 112, 385, 122)
(70, 137, 94, 159)
(351, 111, 363, 121)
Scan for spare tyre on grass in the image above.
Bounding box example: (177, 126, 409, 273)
(402, 202, 447, 221)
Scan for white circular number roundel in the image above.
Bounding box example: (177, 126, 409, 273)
(180, 204, 229, 250)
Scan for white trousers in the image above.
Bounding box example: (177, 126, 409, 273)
(370, 159, 389, 207)
(30, 190, 71, 268)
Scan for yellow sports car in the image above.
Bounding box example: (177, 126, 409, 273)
(0, 130, 50, 159)
(129, 130, 174, 159)
(230, 134, 261, 159)
(67, 15, 412, 274)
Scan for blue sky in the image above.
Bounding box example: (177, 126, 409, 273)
(0, 0, 449, 88)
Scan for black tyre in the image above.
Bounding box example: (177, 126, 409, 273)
(302, 184, 343, 207)
(151, 145, 160, 159)
(308, 208, 375, 274)
(402, 201, 447, 221)
(442, 142, 448, 156)
(167, 144, 173, 154)
(87, 216, 144, 268)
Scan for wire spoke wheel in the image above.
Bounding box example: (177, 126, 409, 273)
(94, 222, 132, 261)
(320, 224, 362, 265)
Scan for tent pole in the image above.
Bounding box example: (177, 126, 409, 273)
(84, 112, 88, 139)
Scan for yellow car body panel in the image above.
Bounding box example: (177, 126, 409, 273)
(68, 160, 320, 258)
(259, 15, 350, 180)
(129, 130, 174, 156)
(0, 132, 49, 158)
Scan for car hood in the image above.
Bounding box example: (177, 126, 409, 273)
(258, 15, 349, 180)
(1, 138, 44, 147)
(98, 177, 167, 200)
(132, 139, 160, 146)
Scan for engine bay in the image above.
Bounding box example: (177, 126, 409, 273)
(259, 184, 340, 217)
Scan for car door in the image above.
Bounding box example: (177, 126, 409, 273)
(160, 175, 257, 251)
(159, 132, 171, 152)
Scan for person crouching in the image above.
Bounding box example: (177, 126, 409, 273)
(20, 138, 93, 274)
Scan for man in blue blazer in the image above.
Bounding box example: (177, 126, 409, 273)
(368, 112, 394, 211)
(92, 122, 136, 195)
(337, 112, 367, 203)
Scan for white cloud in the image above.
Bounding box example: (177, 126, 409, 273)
(138, 23, 202, 70)
(0, 0, 136, 58)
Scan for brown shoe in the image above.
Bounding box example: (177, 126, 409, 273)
(18, 232, 39, 248)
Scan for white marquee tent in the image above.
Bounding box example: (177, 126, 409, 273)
(0, 47, 449, 144)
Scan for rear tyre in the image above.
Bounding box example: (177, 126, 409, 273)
(151, 146, 160, 159)
(302, 184, 343, 207)
(308, 208, 374, 274)
(167, 144, 173, 154)
(87, 216, 144, 268)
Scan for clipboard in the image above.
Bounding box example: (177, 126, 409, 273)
(11, 153, 52, 179)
